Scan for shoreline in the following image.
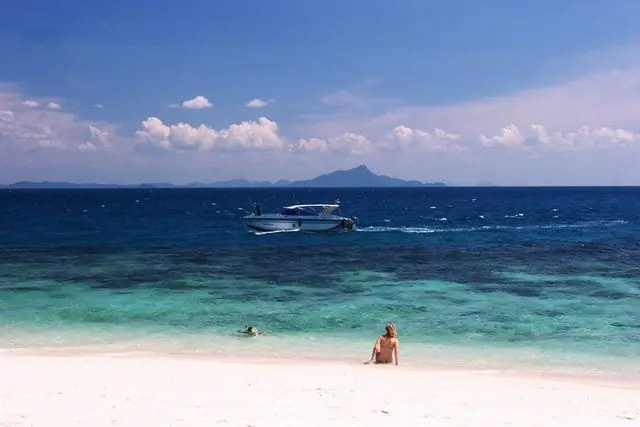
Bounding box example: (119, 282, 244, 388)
(3, 336, 639, 371)
(2, 325, 639, 367)
(3, 345, 639, 390)
(1, 350, 638, 426)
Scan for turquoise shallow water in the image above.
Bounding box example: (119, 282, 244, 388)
(1, 187, 639, 373)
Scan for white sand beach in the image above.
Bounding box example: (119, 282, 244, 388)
(0, 351, 638, 427)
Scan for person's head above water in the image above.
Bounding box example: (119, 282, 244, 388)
(384, 322, 397, 338)
(239, 325, 266, 336)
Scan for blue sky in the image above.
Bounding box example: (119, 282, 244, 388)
(1, 1, 640, 185)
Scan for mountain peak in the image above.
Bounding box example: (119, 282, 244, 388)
(341, 164, 376, 177)
(352, 164, 372, 172)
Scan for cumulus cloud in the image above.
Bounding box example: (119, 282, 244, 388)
(46, 102, 61, 110)
(179, 95, 212, 109)
(93, 104, 104, 108)
(479, 125, 526, 148)
(135, 116, 284, 151)
(246, 98, 273, 108)
(78, 126, 110, 151)
(386, 125, 461, 152)
(297, 132, 372, 154)
(296, 125, 462, 154)
(134, 112, 640, 158)
(22, 100, 39, 107)
(479, 124, 639, 150)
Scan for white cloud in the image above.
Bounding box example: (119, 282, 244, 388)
(296, 125, 462, 154)
(479, 124, 639, 150)
(302, 66, 640, 142)
(180, 96, 212, 109)
(0, 110, 14, 121)
(293, 122, 640, 157)
(135, 116, 284, 151)
(94, 104, 104, 109)
(297, 132, 373, 155)
(0, 109, 63, 149)
(246, 98, 273, 108)
(134, 116, 637, 158)
(479, 125, 526, 148)
(18, 100, 61, 110)
(296, 137, 328, 152)
(78, 126, 110, 151)
(386, 125, 461, 152)
(0, 84, 121, 154)
(327, 132, 372, 154)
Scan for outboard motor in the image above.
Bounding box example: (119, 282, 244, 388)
(343, 216, 357, 231)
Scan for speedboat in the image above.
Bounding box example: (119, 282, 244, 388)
(243, 201, 358, 232)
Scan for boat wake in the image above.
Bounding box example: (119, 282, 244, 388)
(357, 220, 628, 234)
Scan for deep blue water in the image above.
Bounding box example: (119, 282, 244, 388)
(1, 187, 639, 370)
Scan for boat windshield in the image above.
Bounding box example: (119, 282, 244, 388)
(280, 207, 318, 216)
(279, 204, 339, 216)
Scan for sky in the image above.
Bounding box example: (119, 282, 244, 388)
(1, 0, 640, 185)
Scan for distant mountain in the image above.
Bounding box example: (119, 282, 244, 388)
(289, 165, 446, 187)
(1, 165, 446, 188)
(5, 181, 140, 189)
(3, 181, 186, 189)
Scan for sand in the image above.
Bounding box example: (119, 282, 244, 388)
(0, 351, 638, 427)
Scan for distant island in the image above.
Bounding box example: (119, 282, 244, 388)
(0, 165, 447, 189)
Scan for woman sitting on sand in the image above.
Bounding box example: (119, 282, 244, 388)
(365, 322, 399, 365)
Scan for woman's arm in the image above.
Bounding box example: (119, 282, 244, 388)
(365, 336, 381, 364)
(394, 340, 399, 366)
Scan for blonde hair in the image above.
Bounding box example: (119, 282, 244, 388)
(384, 322, 397, 338)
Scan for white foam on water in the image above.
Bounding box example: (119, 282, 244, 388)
(357, 219, 629, 234)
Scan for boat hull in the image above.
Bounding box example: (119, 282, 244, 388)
(243, 215, 356, 232)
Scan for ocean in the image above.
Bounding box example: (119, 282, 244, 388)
(1, 187, 639, 373)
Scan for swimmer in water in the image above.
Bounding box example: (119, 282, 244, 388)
(364, 322, 399, 365)
(238, 326, 264, 337)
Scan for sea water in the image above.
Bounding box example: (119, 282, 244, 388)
(1, 187, 639, 373)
